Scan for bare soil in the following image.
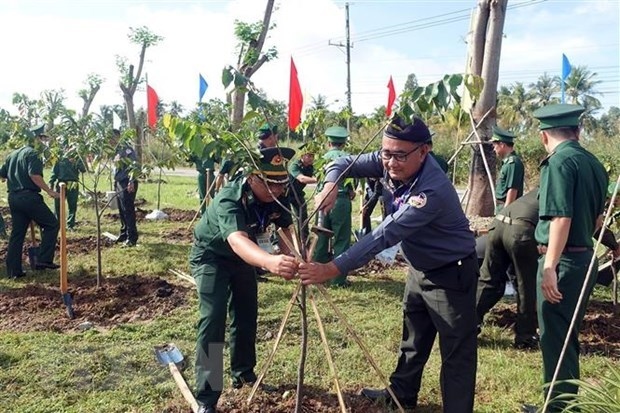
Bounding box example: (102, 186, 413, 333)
(0, 275, 190, 332)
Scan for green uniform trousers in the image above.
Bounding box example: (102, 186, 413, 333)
(193, 258, 258, 407)
(6, 191, 59, 276)
(476, 220, 538, 340)
(391, 256, 478, 413)
(54, 183, 79, 229)
(197, 171, 216, 215)
(313, 194, 351, 286)
(537, 251, 596, 412)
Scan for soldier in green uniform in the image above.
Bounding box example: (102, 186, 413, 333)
(49, 152, 86, 229)
(257, 122, 278, 150)
(0, 124, 60, 278)
(189, 154, 216, 215)
(522, 104, 608, 413)
(492, 126, 524, 213)
(190, 147, 298, 413)
(288, 144, 317, 241)
(476, 189, 540, 349)
(313, 126, 355, 287)
(426, 138, 449, 173)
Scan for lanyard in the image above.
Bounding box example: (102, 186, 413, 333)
(390, 177, 419, 214)
(254, 208, 268, 232)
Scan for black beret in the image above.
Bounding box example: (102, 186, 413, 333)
(384, 115, 431, 143)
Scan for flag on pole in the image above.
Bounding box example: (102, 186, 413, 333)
(386, 76, 396, 117)
(562, 54, 572, 80)
(561, 54, 571, 103)
(288, 57, 303, 131)
(147, 85, 159, 128)
(199, 74, 208, 102)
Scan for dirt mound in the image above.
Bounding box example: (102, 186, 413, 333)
(163, 208, 198, 222)
(64, 235, 115, 254)
(0, 275, 191, 332)
(488, 299, 620, 357)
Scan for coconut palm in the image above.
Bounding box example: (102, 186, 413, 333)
(561, 65, 602, 109)
(497, 82, 533, 132)
(528, 72, 560, 109)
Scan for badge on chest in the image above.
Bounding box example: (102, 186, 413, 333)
(256, 232, 274, 253)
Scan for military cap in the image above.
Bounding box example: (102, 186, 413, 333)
(258, 123, 278, 140)
(384, 115, 431, 143)
(325, 126, 349, 144)
(254, 147, 295, 184)
(30, 123, 46, 137)
(532, 104, 585, 130)
(491, 125, 516, 144)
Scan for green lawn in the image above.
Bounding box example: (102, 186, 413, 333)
(0, 172, 618, 412)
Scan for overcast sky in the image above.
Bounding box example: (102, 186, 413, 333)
(0, 0, 618, 119)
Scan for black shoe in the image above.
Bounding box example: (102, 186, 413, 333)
(360, 387, 417, 409)
(121, 240, 137, 248)
(9, 272, 27, 279)
(115, 236, 127, 244)
(514, 335, 539, 350)
(521, 403, 539, 413)
(232, 372, 258, 389)
(197, 405, 216, 413)
(35, 262, 60, 270)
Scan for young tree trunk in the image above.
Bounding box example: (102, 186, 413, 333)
(465, 0, 508, 217)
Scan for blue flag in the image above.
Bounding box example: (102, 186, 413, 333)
(562, 54, 571, 80)
(199, 74, 208, 102)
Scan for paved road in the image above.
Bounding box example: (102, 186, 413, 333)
(162, 167, 198, 178)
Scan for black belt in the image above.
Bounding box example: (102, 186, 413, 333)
(537, 245, 591, 255)
(10, 189, 36, 194)
(496, 214, 534, 227)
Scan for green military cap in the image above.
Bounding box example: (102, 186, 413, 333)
(491, 125, 516, 143)
(258, 122, 278, 140)
(325, 126, 348, 143)
(532, 103, 585, 130)
(30, 123, 46, 136)
(254, 147, 295, 184)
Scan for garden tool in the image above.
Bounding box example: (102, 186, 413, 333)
(154, 343, 199, 413)
(59, 183, 75, 319)
(27, 222, 39, 270)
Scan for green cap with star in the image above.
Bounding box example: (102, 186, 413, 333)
(532, 104, 585, 130)
(491, 126, 516, 144)
(253, 147, 295, 184)
(325, 126, 348, 143)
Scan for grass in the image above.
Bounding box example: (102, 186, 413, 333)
(0, 169, 618, 412)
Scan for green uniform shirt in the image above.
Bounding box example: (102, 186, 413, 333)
(50, 157, 86, 183)
(495, 152, 524, 202)
(191, 177, 292, 263)
(430, 151, 449, 173)
(0, 146, 43, 192)
(288, 159, 314, 202)
(535, 141, 607, 247)
(321, 149, 352, 194)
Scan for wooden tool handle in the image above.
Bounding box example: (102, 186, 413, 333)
(59, 183, 68, 293)
(168, 363, 199, 413)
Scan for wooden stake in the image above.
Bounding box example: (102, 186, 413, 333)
(309, 291, 347, 413)
(59, 183, 68, 294)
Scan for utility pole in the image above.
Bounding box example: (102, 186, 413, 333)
(329, 2, 352, 132)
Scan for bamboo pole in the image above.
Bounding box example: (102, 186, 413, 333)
(60, 183, 67, 294)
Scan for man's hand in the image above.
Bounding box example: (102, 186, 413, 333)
(265, 254, 298, 280)
(315, 182, 338, 213)
(298, 261, 340, 285)
(541, 266, 562, 304)
(127, 181, 135, 193)
(47, 189, 60, 199)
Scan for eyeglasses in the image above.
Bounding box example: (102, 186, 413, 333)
(379, 145, 423, 162)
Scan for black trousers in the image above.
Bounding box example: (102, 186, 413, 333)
(390, 254, 478, 413)
(115, 179, 138, 243)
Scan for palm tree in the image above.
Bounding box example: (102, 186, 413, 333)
(497, 82, 532, 132)
(528, 73, 559, 109)
(561, 65, 602, 108)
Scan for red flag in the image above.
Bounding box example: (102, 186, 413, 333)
(288, 57, 303, 131)
(147, 85, 159, 128)
(386, 76, 396, 117)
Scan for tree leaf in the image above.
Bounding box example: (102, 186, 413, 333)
(222, 67, 234, 89)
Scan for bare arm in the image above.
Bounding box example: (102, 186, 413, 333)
(30, 174, 59, 199)
(227, 231, 297, 279)
(296, 175, 317, 185)
(504, 188, 519, 207)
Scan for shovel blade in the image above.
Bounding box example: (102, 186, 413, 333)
(62, 292, 75, 319)
(28, 246, 39, 270)
(154, 343, 185, 367)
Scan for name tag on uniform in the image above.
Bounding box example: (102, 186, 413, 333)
(256, 232, 273, 254)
